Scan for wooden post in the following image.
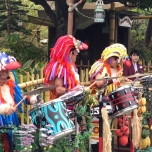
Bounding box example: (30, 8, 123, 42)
(67, 0, 74, 35)
(110, 3, 115, 45)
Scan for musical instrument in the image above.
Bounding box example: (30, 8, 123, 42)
(140, 75, 152, 85)
(108, 85, 138, 117)
(28, 99, 75, 141)
(59, 85, 85, 105)
(120, 81, 142, 87)
(23, 85, 58, 96)
(126, 73, 151, 79)
(94, 76, 122, 81)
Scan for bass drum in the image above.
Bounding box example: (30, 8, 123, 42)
(28, 98, 75, 141)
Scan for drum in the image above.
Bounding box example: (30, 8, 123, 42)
(140, 75, 152, 86)
(59, 85, 85, 105)
(120, 81, 142, 87)
(91, 103, 113, 117)
(28, 99, 75, 141)
(108, 85, 138, 117)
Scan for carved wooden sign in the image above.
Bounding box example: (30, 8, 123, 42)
(119, 16, 133, 27)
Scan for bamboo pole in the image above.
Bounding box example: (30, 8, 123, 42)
(18, 79, 44, 89)
(20, 75, 24, 125)
(26, 72, 30, 125)
(110, 3, 115, 45)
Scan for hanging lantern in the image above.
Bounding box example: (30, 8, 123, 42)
(94, 0, 105, 23)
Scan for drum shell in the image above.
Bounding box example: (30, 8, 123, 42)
(59, 85, 85, 105)
(28, 99, 75, 141)
(108, 86, 138, 117)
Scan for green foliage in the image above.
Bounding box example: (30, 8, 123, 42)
(130, 16, 152, 63)
(0, 0, 30, 34)
(142, 128, 150, 139)
(2, 33, 47, 65)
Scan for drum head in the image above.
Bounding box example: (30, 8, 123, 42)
(120, 81, 142, 87)
(110, 85, 131, 94)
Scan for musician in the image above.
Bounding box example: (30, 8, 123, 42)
(44, 35, 88, 102)
(0, 52, 42, 152)
(123, 49, 144, 80)
(89, 43, 131, 152)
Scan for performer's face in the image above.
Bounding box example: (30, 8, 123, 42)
(130, 54, 139, 63)
(70, 49, 78, 63)
(111, 56, 119, 68)
(0, 70, 9, 86)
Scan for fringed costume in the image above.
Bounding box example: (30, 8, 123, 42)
(89, 44, 129, 152)
(0, 52, 35, 152)
(44, 35, 88, 101)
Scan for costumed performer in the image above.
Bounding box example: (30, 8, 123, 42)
(0, 52, 43, 152)
(89, 43, 131, 152)
(44, 35, 88, 105)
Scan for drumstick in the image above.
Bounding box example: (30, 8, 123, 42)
(14, 96, 26, 108)
(85, 81, 96, 90)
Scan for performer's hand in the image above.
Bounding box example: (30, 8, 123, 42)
(124, 77, 132, 82)
(5, 104, 16, 116)
(30, 94, 44, 104)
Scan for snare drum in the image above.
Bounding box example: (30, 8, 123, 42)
(28, 99, 75, 141)
(108, 85, 138, 117)
(59, 85, 85, 105)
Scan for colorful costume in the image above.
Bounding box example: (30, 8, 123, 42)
(89, 43, 129, 152)
(44, 35, 88, 100)
(0, 52, 35, 152)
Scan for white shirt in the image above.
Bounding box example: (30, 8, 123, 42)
(0, 84, 14, 115)
(133, 63, 138, 73)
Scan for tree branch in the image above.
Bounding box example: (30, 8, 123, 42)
(30, 0, 56, 25)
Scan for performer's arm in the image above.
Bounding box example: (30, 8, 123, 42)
(95, 73, 113, 88)
(54, 78, 67, 96)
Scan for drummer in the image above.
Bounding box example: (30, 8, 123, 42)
(0, 52, 43, 152)
(89, 43, 131, 152)
(123, 49, 144, 80)
(44, 35, 88, 107)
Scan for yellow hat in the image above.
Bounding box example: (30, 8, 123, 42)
(101, 43, 128, 61)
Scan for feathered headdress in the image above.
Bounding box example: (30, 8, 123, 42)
(101, 43, 128, 61)
(44, 35, 88, 90)
(89, 43, 128, 79)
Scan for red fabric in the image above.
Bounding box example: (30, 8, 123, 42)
(99, 137, 103, 152)
(130, 141, 134, 152)
(1, 133, 10, 152)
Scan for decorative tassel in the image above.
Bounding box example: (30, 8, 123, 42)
(101, 107, 112, 152)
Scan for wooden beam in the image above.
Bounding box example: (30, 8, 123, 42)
(131, 16, 152, 19)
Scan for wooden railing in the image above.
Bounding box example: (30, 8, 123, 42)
(17, 59, 152, 124)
